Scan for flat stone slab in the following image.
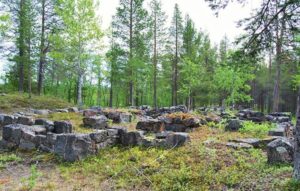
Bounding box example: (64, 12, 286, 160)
(230, 137, 278, 148)
(136, 119, 165, 133)
(226, 142, 253, 149)
(269, 127, 285, 137)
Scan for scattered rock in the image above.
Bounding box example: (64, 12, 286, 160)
(68, 107, 79, 113)
(104, 111, 132, 123)
(90, 130, 108, 143)
(54, 121, 72, 134)
(267, 138, 293, 164)
(2, 124, 25, 146)
(226, 142, 253, 149)
(237, 109, 265, 122)
(54, 134, 95, 162)
(225, 119, 243, 131)
(83, 109, 102, 117)
(55, 109, 69, 113)
(0, 115, 16, 126)
(230, 137, 277, 148)
(120, 131, 144, 146)
(165, 132, 190, 148)
(136, 119, 165, 133)
(17, 116, 34, 126)
(35, 119, 54, 132)
(34, 109, 49, 115)
(83, 115, 109, 129)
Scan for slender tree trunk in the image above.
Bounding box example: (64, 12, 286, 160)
(129, 0, 134, 106)
(27, 32, 32, 99)
(153, 10, 158, 109)
(293, 87, 300, 180)
(97, 71, 102, 106)
(18, 0, 25, 93)
(267, 51, 272, 113)
(77, 73, 83, 107)
(172, 15, 178, 106)
(109, 81, 113, 107)
(272, 6, 285, 112)
(38, 0, 46, 95)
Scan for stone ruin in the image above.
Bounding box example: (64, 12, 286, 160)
(0, 105, 297, 164)
(0, 106, 191, 162)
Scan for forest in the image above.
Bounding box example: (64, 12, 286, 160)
(0, 0, 300, 190)
(0, 0, 298, 112)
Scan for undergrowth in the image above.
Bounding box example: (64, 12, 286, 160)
(239, 121, 275, 138)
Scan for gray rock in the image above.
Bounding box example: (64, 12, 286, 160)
(165, 124, 188, 132)
(83, 109, 102, 117)
(38, 133, 58, 152)
(68, 107, 79, 113)
(19, 139, 36, 150)
(230, 137, 277, 148)
(226, 142, 253, 149)
(182, 117, 200, 128)
(136, 119, 165, 133)
(83, 115, 108, 129)
(1, 115, 16, 126)
(120, 131, 144, 146)
(35, 119, 54, 132)
(27, 125, 47, 135)
(54, 121, 72, 134)
(89, 130, 108, 143)
(55, 109, 69, 113)
(54, 134, 95, 162)
(225, 119, 243, 131)
(269, 127, 285, 137)
(237, 109, 265, 122)
(277, 116, 291, 123)
(34, 109, 49, 115)
(155, 131, 171, 139)
(2, 124, 25, 145)
(104, 111, 132, 123)
(267, 138, 293, 164)
(165, 132, 190, 148)
(17, 116, 34, 126)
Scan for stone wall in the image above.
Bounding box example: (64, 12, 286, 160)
(0, 113, 190, 162)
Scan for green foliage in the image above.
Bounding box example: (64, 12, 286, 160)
(0, 153, 21, 168)
(21, 164, 41, 190)
(239, 121, 275, 138)
(213, 64, 254, 105)
(0, 13, 10, 41)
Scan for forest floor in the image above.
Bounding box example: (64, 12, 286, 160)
(0, 94, 298, 191)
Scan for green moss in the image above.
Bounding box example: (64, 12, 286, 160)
(0, 92, 72, 112)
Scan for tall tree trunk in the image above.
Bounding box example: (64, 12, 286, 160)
(18, 0, 25, 93)
(153, 9, 157, 109)
(293, 87, 300, 180)
(267, 51, 272, 113)
(27, 32, 32, 99)
(272, 6, 285, 112)
(38, 0, 46, 95)
(129, 0, 134, 106)
(109, 81, 113, 107)
(97, 71, 102, 107)
(77, 73, 83, 107)
(172, 15, 178, 106)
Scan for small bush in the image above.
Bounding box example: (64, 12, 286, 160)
(239, 121, 275, 138)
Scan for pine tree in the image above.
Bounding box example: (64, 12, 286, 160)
(149, 0, 167, 109)
(112, 0, 148, 106)
(169, 3, 183, 106)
